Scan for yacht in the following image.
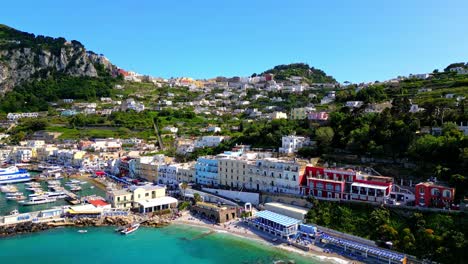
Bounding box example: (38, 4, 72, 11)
(25, 182, 41, 187)
(6, 194, 27, 201)
(0, 166, 31, 184)
(1, 184, 19, 193)
(47, 191, 68, 199)
(19, 196, 57, 206)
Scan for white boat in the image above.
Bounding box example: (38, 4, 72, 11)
(26, 186, 42, 191)
(6, 194, 27, 201)
(78, 230, 88, 233)
(25, 182, 41, 187)
(19, 196, 57, 206)
(1, 184, 19, 193)
(70, 185, 82, 192)
(38, 164, 62, 171)
(68, 179, 81, 184)
(0, 166, 31, 184)
(47, 191, 68, 199)
(47, 180, 61, 186)
(120, 223, 140, 235)
(5, 191, 23, 196)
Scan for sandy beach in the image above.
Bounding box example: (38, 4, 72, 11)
(173, 213, 354, 264)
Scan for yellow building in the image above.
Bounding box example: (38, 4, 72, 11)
(290, 107, 315, 120)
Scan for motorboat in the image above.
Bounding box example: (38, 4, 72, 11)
(1, 184, 18, 193)
(47, 180, 61, 186)
(78, 230, 88, 233)
(25, 182, 41, 187)
(69, 185, 82, 192)
(6, 194, 27, 201)
(68, 179, 81, 184)
(120, 223, 140, 235)
(5, 191, 23, 196)
(47, 191, 68, 199)
(19, 196, 57, 206)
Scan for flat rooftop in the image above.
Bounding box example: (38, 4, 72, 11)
(265, 202, 309, 215)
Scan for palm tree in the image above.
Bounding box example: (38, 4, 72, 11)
(180, 182, 188, 200)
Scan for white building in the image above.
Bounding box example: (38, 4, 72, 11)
(409, 104, 424, 113)
(207, 126, 221, 133)
(163, 126, 179, 133)
(7, 112, 39, 121)
(121, 98, 145, 112)
(279, 136, 309, 154)
(345, 101, 364, 108)
(157, 164, 179, 185)
(195, 136, 225, 148)
(270, 111, 287, 120)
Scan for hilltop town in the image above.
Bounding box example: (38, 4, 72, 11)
(0, 24, 467, 264)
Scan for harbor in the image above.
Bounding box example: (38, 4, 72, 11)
(0, 167, 106, 215)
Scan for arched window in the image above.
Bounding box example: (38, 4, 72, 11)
(443, 190, 451, 198)
(418, 187, 425, 194)
(431, 188, 440, 196)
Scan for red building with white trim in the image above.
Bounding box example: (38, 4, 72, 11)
(415, 182, 455, 208)
(300, 166, 393, 203)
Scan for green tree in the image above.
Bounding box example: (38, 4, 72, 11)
(315, 126, 334, 150)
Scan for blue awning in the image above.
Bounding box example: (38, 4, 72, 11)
(255, 210, 301, 227)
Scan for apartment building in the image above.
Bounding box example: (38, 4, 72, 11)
(195, 157, 219, 186)
(106, 185, 167, 209)
(301, 166, 393, 203)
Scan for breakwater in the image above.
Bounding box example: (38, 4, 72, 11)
(0, 215, 171, 238)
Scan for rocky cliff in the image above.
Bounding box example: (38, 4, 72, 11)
(0, 24, 118, 95)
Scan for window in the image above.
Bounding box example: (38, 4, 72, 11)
(335, 185, 341, 192)
(418, 197, 425, 205)
(443, 190, 451, 198)
(117, 197, 120, 202)
(431, 188, 440, 196)
(145, 193, 149, 197)
(316, 183, 323, 190)
(326, 183, 333, 191)
(419, 187, 425, 195)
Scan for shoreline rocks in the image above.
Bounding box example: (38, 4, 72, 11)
(0, 214, 176, 238)
(0, 222, 50, 237)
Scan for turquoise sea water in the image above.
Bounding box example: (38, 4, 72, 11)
(0, 174, 105, 215)
(0, 225, 326, 264)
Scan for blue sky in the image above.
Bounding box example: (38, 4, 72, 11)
(3, 0, 468, 82)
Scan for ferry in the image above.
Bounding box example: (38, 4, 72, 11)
(0, 166, 31, 184)
(19, 196, 57, 206)
(120, 223, 140, 235)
